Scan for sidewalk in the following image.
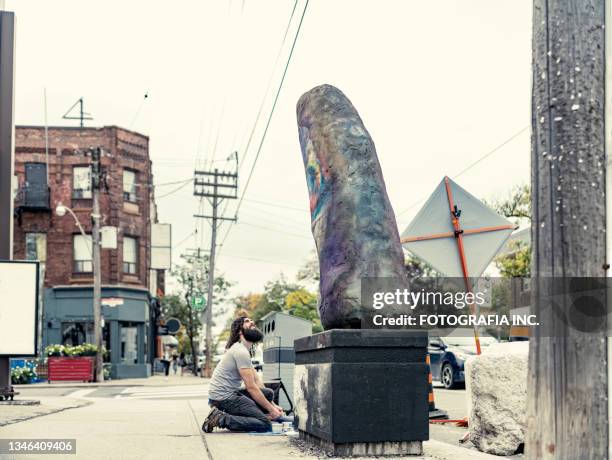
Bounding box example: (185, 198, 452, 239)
(0, 397, 91, 427)
(200, 431, 502, 460)
(188, 400, 501, 460)
(15, 373, 209, 390)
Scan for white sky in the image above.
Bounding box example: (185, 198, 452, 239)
(8, 1, 532, 307)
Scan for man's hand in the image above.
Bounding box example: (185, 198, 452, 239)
(266, 406, 283, 420)
(273, 403, 284, 414)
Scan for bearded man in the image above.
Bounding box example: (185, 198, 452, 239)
(202, 316, 289, 432)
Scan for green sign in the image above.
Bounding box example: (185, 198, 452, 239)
(191, 295, 206, 311)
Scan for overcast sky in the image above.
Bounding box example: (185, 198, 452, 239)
(8, 1, 532, 305)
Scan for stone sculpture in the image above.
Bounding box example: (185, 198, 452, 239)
(296, 84, 407, 330)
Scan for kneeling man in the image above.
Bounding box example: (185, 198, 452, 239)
(202, 316, 286, 432)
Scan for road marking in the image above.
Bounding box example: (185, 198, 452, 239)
(66, 389, 96, 399)
(115, 385, 210, 400)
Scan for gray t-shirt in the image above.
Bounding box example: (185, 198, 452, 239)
(208, 342, 253, 401)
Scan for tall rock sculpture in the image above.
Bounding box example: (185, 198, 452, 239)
(296, 84, 407, 329)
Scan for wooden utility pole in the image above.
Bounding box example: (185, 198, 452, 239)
(91, 148, 104, 383)
(528, 1, 608, 458)
(0, 10, 15, 396)
(193, 159, 238, 378)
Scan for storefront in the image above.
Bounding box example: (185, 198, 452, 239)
(43, 285, 156, 379)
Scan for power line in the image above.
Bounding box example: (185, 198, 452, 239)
(211, 0, 299, 242)
(151, 177, 193, 188)
(218, 252, 302, 267)
(235, 220, 311, 240)
(218, 0, 309, 252)
(395, 125, 529, 217)
(156, 179, 194, 199)
(233, 0, 309, 219)
(173, 231, 196, 249)
(243, 196, 309, 213)
(238, 0, 299, 172)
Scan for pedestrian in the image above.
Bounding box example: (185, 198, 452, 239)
(179, 352, 186, 376)
(161, 346, 171, 380)
(171, 350, 179, 375)
(202, 316, 293, 433)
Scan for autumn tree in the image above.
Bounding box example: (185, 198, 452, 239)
(167, 253, 232, 372)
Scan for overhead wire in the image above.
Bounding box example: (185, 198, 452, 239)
(218, 0, 310, 252)
(156, 179, 194, 199)
(237, 0, 299, 172)
(395, 125, 529, 218)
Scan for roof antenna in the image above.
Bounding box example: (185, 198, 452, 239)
(62, 97, 93, 128)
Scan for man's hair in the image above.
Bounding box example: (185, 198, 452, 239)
(226, 316, 248, 350)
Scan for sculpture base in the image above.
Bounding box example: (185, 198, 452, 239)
(294, 329, 429, 457)
(299, 430, 423, 457)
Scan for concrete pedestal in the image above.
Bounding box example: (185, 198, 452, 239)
(294, 330, 429, 457)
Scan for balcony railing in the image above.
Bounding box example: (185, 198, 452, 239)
(15, 183, 50, 211)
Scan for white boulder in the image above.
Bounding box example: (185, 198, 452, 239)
(465, 342, 528, 456)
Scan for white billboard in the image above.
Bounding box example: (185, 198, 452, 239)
(151, 223, 171, 270)
(0, 261, 39, 356)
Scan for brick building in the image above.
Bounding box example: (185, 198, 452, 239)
(13, 125, 168, 379)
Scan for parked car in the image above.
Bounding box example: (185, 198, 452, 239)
(428, 329, 498, 389)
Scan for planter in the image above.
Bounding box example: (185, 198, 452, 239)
(47, 356, 95, 383)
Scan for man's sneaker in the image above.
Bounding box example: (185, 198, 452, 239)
(202, 407, 224, 433)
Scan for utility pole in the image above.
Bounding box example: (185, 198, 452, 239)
(91, 147, 104, 383)
(184, 274, 198, 376)
(0, 10, 15, 396)
(528, 1, 607, 459)
(194, 155, 238, 378)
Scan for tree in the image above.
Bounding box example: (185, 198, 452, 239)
(495, 240, 531, 278)
(489, 184, 532, 279)
(250, 275, 302, 322)
(285, 288, 323, 333)
(486, 184, 531, 225)
(168, 253, 233, 372)
(297, 251, 319, 284)
(161, 294, 198, 359)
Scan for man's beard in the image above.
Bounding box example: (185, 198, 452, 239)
(243, 327, 264, 343)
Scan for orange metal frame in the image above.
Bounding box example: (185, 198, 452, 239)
(401, 177, 516, 355)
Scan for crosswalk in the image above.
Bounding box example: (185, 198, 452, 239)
(114, 384, 210, 400)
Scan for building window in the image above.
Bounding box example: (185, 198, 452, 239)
(123, 169, 137, 202)
(73, 234, 93, 273)
(123, 236, 138, 275)
(62, 322, 94, 346)
(25, 233, 47, 262)
(120, 322, 138, 364)
(73, 166, 92, 199)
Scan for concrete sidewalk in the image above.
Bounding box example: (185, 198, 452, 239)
(15, 374, 208, 390)
(187, 399, 501, 460)
(0, 397, 91, 427)
(200, 431, 503, 460)
(0, 393, 206, 459)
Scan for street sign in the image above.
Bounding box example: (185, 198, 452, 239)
(151, 223, 172, 269)
(401, 176, 515, 355)
(0, 261, 39, 356)
(101, 297, 123, 307)
(191, 295, 206, 311)
(166, 318, 181, 335)
(401, 177, 515, 279)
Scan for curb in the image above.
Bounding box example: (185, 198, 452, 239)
(425, 439, 505, 459)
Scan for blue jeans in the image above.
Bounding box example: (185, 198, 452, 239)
(211, 388, 276, 432)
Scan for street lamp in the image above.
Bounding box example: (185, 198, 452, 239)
(55, 202, 103, 382)
(56, 203, 87, 240)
